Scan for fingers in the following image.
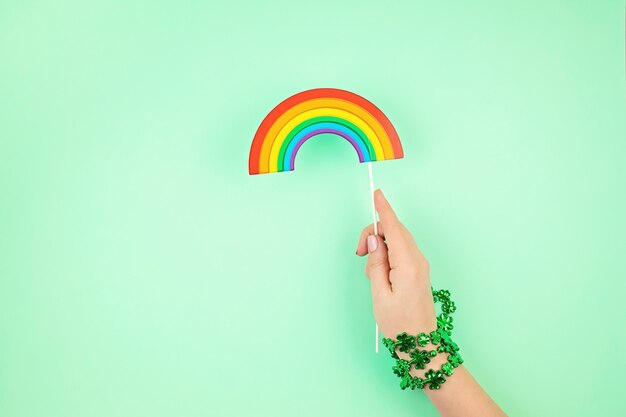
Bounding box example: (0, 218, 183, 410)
(377, 189, 428, 268)
(356, 190, 427, 275)
(374, 189, 413, 264)
(356, 222, 384, 256)
(355, 190, 402, 256)
(374, 189, 403, 242)
(364, 234, 391, 298)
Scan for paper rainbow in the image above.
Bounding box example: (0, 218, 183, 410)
(249, 88, 403, 174)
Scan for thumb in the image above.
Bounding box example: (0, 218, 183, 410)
(365, 235, 391, 297)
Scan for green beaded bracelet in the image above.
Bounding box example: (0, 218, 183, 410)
(382, 288, 464, 391)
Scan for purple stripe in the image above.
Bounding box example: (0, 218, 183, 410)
(288, 129, 365, 170)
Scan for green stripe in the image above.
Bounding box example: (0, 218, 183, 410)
(277, 116, 377, 171)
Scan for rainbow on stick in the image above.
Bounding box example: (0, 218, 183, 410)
(249, 88, 403, 174)
(248, 88, 404, 353)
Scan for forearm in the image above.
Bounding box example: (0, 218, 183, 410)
(358, 191, 506, 416)
(396, 350, 506, 416)
(423, 364, 506, 417)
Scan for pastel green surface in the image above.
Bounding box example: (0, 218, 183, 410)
(0, 1, 624, 416)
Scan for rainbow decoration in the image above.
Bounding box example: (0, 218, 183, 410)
(249, 88, 403, 174)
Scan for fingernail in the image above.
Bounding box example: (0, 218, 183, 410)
(367, 235, 378, 253)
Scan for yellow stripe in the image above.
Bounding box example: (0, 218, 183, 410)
(259, 98, 391, 173)
(268, 107, 384, 172)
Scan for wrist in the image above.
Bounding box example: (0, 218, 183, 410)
(382, 287, 463, 391)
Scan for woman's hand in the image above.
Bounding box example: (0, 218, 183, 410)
(356, 189, 437, 339)
(357, 189, 507, 417)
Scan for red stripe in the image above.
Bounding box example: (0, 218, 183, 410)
(249, 88, 402, 174)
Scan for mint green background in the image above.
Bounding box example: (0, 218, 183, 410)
(1, 1, 624, 416)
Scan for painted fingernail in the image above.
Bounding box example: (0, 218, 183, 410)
(367, 235, 378, 253)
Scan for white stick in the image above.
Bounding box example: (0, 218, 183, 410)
(367, 162, 380, 353)
(368, 162, 378, 236)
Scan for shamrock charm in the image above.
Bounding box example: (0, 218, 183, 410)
(442, 300, 457, 314)
(392, 359, 411, 377)
(425, 369, 446, 390)
(417, 332, 430, 347)
(429, 330, 442, 345)
(409, 349, 431, 370)
(410, 377, 425, 390)
(441, 362, 454, 376)
(382, 337, 399, 359)
(437, 313, 454, 332)
(437, 289, 451, 302)
(396, 332, 417, 353)
(448, 353, 464, 368)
